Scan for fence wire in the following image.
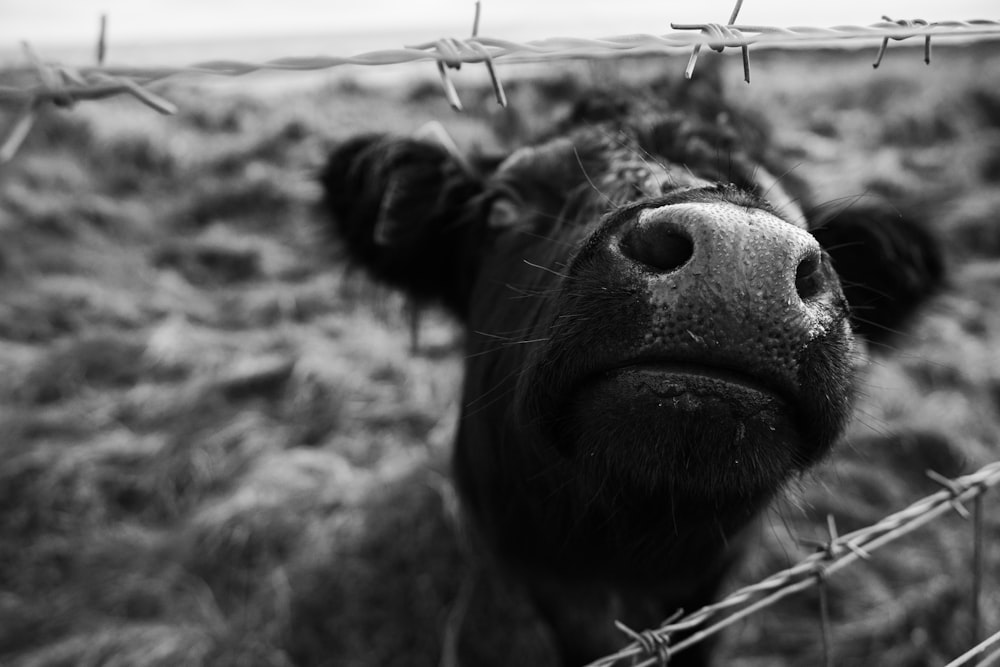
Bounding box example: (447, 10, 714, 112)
(586, 460, 1000, 667)
(3, 19, 1000, 91)
(2, 16, 1000, 159)
(946, 628, 1000, 667)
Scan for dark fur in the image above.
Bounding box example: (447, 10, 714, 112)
(811, 205, 945, 341)
(318, 83, 942, 666)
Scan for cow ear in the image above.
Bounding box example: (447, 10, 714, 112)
(811, 206, 944, 345)
(319, 134, 487, 316)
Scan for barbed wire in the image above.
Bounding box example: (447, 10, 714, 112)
(945, 627, 1000, 667)
(1, 10, 999, 158)
(585, 460, 1000, 667)
(3, 18, 1000, 92)
(2, 14, 1000, 161)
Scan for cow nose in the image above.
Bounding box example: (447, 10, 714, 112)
(610, 199, 848, 385)
(619, 202, 831, 306)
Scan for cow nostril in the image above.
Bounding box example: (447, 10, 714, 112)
(621, 224, 694, 273)
(795, 252, 824, 300)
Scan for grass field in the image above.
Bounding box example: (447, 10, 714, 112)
(2, 42, 1000, 666)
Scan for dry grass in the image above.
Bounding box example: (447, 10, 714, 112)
(1, 43, 1000, 666)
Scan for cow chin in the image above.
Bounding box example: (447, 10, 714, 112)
(557, 364, 807, 504)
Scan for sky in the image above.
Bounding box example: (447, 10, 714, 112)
(1, 0, 996, 50)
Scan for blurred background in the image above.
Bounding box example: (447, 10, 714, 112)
(2, 2, 1000, 666)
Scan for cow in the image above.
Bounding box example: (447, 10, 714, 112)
(317, 77, 943, 666)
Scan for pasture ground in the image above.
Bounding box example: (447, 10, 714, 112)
(1, 43, 1000, 666)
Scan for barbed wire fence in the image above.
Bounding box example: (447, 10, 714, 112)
(3, 3, 1000, 666)
(588, 460, 1000, 667)
(2, 2, 1000, 160)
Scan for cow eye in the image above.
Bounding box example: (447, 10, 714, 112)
(487, 195, 525, 230)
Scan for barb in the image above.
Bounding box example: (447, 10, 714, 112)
(427, 1, 506, 111)
(816, 564, 833, 667)
(21, 42, 73, 108)
(615, 621, 673, 665)
(673, 0, 752, 82)
(0, 34, 178, 163)
(584, 460, 1000, 667)
(0, 100, 38, 163)
(801, 515, 839, 667)
(97, 14, 107, 66)
(972, 495, 984, 645)
(435, 55, 464, 111)
(874, 16, 933, 68)
(469, 0, 506, 106)
(927, 468, 972, 518)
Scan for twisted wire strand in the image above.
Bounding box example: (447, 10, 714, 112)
(2, 17, 998, 160)
(585, 460, 1000, 667)
(944, 627, 1000, 667)
(1, 19, 999, 107)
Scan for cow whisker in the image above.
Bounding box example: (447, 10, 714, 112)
(805, 192, 874, 227)
(572, 146, 615, 207)
(522, 259, 571, 279)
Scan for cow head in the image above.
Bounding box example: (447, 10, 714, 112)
(319, 85, 943, 662)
